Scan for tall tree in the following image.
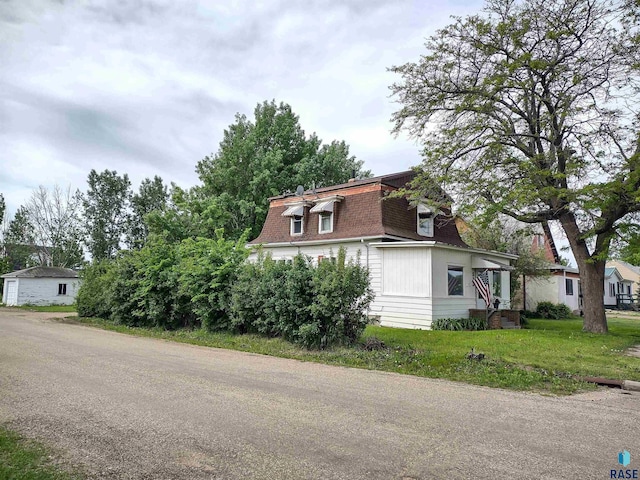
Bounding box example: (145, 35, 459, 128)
(3, 206, 36, 270)
(196, 100, 370, 239)
(83, 169, 131, 261)
(20, 185, 84, 268)
(389, 0, 639, 333)
(125, 176, 168, 249)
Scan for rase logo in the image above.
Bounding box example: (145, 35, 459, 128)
(611, 450, 638, 479)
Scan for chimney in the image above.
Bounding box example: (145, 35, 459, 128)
(348, 169, 357, 183)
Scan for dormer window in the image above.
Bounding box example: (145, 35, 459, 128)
(417, 204, 434, 237)
(310, 196, 342, 235)
(318, 212, 333, 233)
(291, 216, 303, 235)
(282, 204, 306, 236)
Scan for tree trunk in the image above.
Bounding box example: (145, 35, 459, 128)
(558, 213, 608, 333)
(575, 257, 608, 333)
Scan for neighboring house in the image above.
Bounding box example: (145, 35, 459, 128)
(1, 267, 80, 306)
(248, 171, 516, 329)
(603, 266, 634, 309)
(606, 260, 640, 297)
(521, 229, 582, 313)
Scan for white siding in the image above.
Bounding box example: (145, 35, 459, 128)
(381, 248, 430, 297)
(369, 295, 433, 329)
(524, 275, 558, 311)
(14, 278, 80, 306)
(604, 279, 618, 307)
(254, 241, 514, 330)
(561, 277, 580, 312)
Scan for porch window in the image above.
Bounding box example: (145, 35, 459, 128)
(447, 266, 463, 296)
(565, 278, 574, 296)
(58, 283, 67, 295)
(492, 271, 501, 297)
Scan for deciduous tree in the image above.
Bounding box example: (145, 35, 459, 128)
(389, 0, 639, 332)
(22, 185, 83, 268)
(125, 176, 168, 249)
(83, 169, 131, 261)
(196, 100, 370, 239)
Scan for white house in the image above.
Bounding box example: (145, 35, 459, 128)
(1, 266, 81, 306)
(606, 260, 639, 296)
(604, 266, 634, 309)
(248, 171, 517, 329)
(519, 230, 582, 313)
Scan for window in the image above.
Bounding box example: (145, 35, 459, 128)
(318, 212, 333, 233)
(447, 266, 463, 296)
(282, 204, 306, 236)
(609, 282, 615, 297)
(291, 215, 303, 235)
(311, 198, 340, 234)
(492, 271, 501, 297)
(417, 205, 434, 237)
(58, 283, 67, 295)
(565, 278, 574, 296)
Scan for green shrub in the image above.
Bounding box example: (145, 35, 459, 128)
(535, 301, 572, 319)
(77, 231, 247, 330)
(76, 260, 116, 319)
(431, 317, 488, 331)
(230, 247, 374, 349)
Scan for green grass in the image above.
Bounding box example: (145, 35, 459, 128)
(68, 316, 640, 395)
(16, 305, 77, 313)
(0, 426, 81, 480)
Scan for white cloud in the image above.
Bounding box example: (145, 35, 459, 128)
(0, 0, 485, 215)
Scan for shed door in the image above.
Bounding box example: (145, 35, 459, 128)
(5, 280, 17, 306)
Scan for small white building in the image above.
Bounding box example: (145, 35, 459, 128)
(604, 267, 633, 309)
(249, 171, 517, 329)
(1, 266, 81, 306)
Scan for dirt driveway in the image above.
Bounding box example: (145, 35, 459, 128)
(1, 308, 639, 479)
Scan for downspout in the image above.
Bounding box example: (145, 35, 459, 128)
(360, 238, 369, 269)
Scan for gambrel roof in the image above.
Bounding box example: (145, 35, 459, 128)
(250, 171, 468, 247)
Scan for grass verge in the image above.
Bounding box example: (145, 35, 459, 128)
(0, 425, 81, 480)
(68, 316, 640, 395)
(17, 305, 77, 313)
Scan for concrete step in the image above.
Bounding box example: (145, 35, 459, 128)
(500, 319, 520, 329)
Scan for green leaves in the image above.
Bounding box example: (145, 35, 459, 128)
(195, 100, 369, 240)
(390, 0, 640, 332)
(230, 248, 374, 349)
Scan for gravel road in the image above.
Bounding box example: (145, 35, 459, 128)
(1, 308, 639, 479)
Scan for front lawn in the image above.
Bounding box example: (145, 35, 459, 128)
(69, 316, 640, 395)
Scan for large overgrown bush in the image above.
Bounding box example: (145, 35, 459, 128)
(77, 231, 248, 329)
(76, 260, 116, 318)
(535, 301, 573, 319)
(230, 248, 374, 349)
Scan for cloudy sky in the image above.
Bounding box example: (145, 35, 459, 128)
(0, 0, 486, 216)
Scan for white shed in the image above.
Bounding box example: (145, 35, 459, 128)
(1, 267, 81, 306)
